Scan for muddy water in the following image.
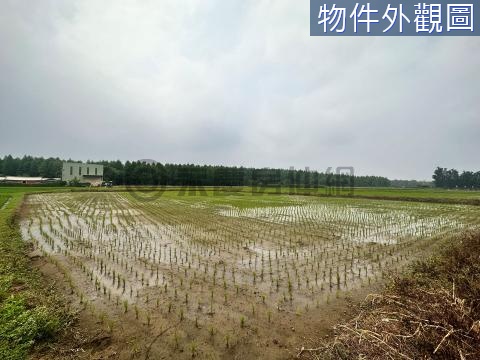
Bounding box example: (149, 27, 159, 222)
(19, 192, 480, 359)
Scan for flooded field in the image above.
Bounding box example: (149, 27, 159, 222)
(20, 191, 480, 359)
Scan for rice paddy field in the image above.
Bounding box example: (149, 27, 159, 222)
(17, 189, 480, 359)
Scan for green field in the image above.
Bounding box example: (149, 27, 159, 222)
(4, 185, 478, 202)
(15, 187, 480, 358)
(2, 185, 480, 359)
(0, 195, 10, 209)
(241, 186, 480, 203)
(330, 186, 480, 200)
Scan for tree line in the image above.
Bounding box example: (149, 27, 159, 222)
(0, 154, 392, 187)
(0, 155, 63, 178)
(433, 167, 480, 189)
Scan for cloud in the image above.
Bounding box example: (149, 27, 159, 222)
(0, 0, 479, 179)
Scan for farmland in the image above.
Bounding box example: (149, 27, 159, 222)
(17, 189, 480, 359)
(0, 187, 69, 359)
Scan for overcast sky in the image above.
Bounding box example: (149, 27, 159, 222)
(0, 1, 478, 180)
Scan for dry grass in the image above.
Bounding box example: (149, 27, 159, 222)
(299, 231, 480, 360)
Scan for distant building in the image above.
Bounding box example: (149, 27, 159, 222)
(0, 176, 60, 185)
(62, 162, 104, 186)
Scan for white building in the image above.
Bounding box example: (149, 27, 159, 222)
(62, 162, 104, 186)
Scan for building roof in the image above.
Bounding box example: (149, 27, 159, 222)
(62, 162, 103, 167)
(0, 176, 60, 181)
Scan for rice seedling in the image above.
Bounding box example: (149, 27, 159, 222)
(19, 191, 480, 359)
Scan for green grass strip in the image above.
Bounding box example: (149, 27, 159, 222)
(0, 191, 65, 360)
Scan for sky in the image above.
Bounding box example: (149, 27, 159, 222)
(0, 0, 479, 180)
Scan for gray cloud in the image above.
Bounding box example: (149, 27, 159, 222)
(0, 0, 479, 180)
